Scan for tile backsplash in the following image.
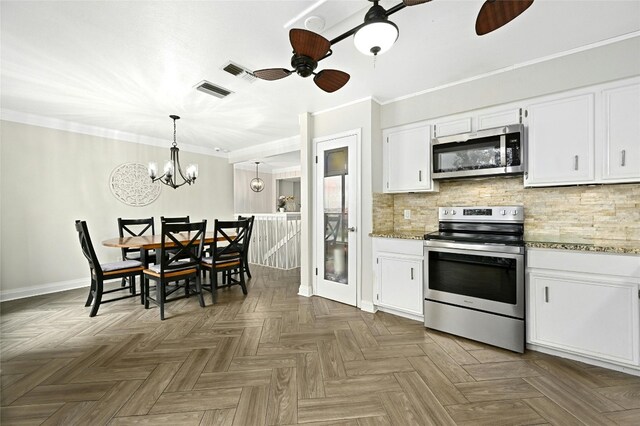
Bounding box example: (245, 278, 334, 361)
(373, 177, 640, 241)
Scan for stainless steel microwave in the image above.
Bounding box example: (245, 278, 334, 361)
(431, 124, 525, 180)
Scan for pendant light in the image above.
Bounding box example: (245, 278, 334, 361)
(250, 162, 265, 192)
(148, 115, 198, 189)
(353, 1, 399, 56)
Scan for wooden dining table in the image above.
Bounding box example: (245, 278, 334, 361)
(102, 232, 226, 267)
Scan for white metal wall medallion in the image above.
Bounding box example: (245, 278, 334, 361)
(109, 163, 161, 206)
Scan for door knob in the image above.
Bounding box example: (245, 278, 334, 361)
(348, 227, 356, 232)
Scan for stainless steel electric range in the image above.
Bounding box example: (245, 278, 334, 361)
(424, 206, 525, 353)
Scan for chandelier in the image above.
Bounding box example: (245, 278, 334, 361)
(148, 115, 198, 189)
(250, 162, 264, 192)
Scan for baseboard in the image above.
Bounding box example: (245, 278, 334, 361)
(0, 278, 89, 302)
(527, 343, 640, 377)
(359, 300, 377, 313)
(376, 305, 424, 322)
(298, 284, 313, 298)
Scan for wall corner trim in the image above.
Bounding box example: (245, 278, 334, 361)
(359, 300, 377, 313)
(297, 284, 313, 298)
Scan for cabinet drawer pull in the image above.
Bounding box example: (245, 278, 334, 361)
(418, 170, 422, 182)
(544, 286, 549, 303)
(574, 155, 579, 171)
(621, 150, 626, 167)
(410, 267, 414, 280)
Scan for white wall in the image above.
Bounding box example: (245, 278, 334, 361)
(381, 37, 640, 129)
(0, 120, 234, 300)
(233, 166, 275, 214)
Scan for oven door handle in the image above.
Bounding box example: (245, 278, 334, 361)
(424, 240, 524, 255)
(424, 245, 524, 261)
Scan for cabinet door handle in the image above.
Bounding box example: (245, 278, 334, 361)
(621, 150, 626, 167)
(418, 170, 422, 182)
(410, 267, 414, 280)
(544, 286, 549, 303)
(574, 155, 579, 171)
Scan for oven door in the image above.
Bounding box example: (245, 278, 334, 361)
(424, 243, 524, 319)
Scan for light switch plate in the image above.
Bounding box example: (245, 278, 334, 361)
(404, 209, 411, 220)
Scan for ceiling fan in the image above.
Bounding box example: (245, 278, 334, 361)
(253, 29, 350, 93)
(254, 0, 534, 92)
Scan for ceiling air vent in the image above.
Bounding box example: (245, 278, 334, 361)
(222, 61, 257, 83)
(195, 80, 233, 99)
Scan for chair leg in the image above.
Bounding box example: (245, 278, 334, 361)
(159, 280, 165, 320)
(211, 269, 218, 304)
(245, 258, 252, 279)
(89, 278, 103, 317)
(239, 267, 248, 295)
(139, 273, 145, 305)
(131, 275, 137, 296)
(144, 277, 150, 309)
(85, 277, 96, 307)
(195, 273, 205, 308)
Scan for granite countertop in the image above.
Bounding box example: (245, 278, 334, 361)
(370, 231, 425, 240)
(525, 235, 640, 255)
(370, 231, 640, 254)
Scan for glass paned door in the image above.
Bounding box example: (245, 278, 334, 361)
(316, 134, 357, 306)
(323, 147, 349, 284)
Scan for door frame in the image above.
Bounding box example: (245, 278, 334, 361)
(312, 128, 362, 308)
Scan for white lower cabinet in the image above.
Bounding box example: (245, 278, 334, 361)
(373, 238, 424, 319)
(527, 248, 640, 369)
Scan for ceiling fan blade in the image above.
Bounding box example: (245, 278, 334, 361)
(290, 28, 331, 61)
(253, 68, 292, 81)
(475, 0, 534, 36)
(314, 70, 350, 93)
(402, 0, 431, 6)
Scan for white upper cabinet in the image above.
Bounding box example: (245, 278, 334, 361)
(477, 108, 523, 130)
(525, 77, 640, 187)
(526, 93, 595, 186)
(383, 122, 435, 193)
(433, 117, 471, 138)
(602, 82, 640, 181)
(433, 106, 523, 137)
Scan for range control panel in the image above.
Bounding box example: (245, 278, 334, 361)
(438, 206, 524, 223)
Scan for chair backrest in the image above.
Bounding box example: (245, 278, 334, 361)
(161, 215, 190, 224)
(237, 215, 255, 253)
(118, 217, 155, 238)
(213, 219, 249, 263)
(118, 217, 155, 258)
(75, 220, 101, 274)
(159, 220, 206, 275)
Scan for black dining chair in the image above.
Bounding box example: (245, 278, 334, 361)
(201, 219, 249, 302)
(117, 217, 155, 290)
(143, 220, 207, 320)
(75, 220, 144, 317)
(237, 215, 255, 279)
(117, 217, 155, 261)
(160, 215, 190, 224)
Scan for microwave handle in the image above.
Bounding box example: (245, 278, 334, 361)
(500, 135, 506, 166)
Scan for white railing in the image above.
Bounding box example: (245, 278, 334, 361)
(237, 213, 301, 270)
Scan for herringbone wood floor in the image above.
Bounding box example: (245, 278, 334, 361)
(1, 266, 639, 425)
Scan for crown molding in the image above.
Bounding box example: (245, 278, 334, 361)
(0, 109, 228, 158)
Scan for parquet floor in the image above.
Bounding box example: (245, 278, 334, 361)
(1, 266, 640, 425)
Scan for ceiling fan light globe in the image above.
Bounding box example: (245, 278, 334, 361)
(250, 177, 265, 192)
(353, 20, 398, 56)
